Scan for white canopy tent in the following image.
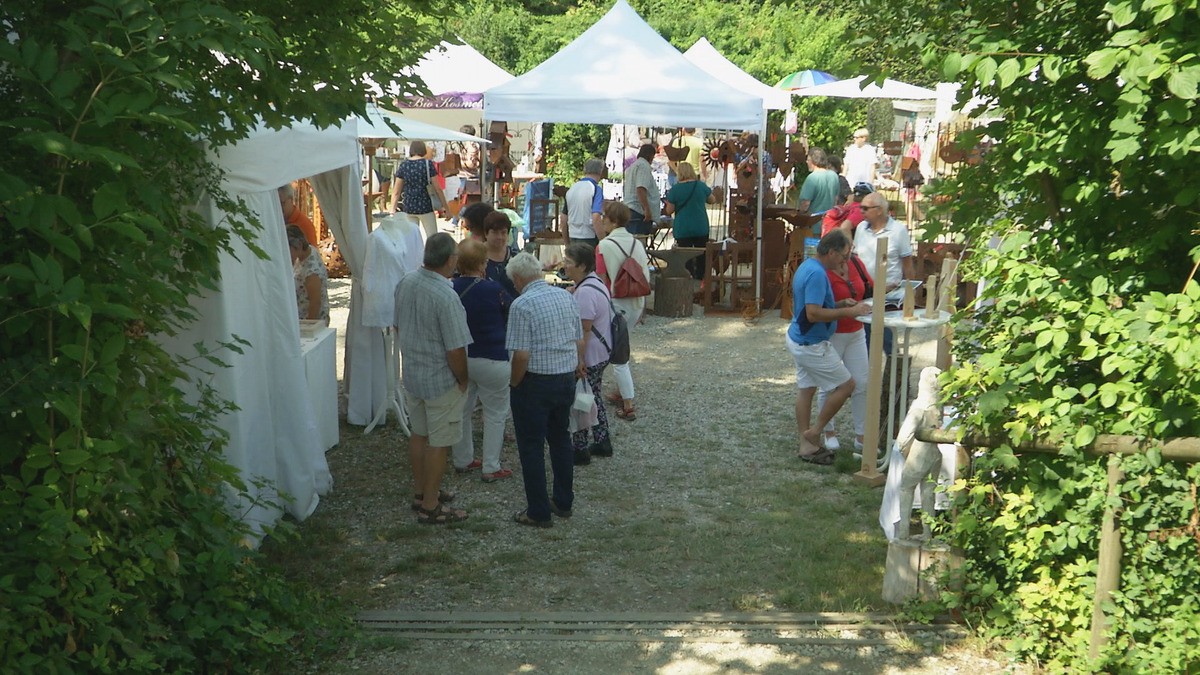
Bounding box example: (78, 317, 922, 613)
(353, 103, 493, 143)
(682, 37, 791, 111)
(161, 120, 371, 539)
(384, 41, 516, 134)
(484, 0, 769, 297)
(793, 76, 938, 100)
(484, 1, 763, 129)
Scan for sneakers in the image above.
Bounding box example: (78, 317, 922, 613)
(454, 459, 482, 474)
(824, 435, 841, 451)
(588, 439, 613, 458)
(481, 467, 513, 483)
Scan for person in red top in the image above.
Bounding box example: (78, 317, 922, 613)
(820, 181, 874, 238)
(815, 248, 874, 452)
(279, 183, 318, 247)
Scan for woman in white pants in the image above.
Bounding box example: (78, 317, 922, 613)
(815, 252, 873, 451)
(595, 201, 650, 421)
(449, 239, 515, 482)
(389, 140, 447, 240)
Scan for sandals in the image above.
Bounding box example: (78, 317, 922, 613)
(614, 406, 637, 421)
(410, 488, 456, 512)
(799, 447, 836, 465)
(513, 510, 553, 528)
(417, 502, 468, 525)
(605, 392, 623, 405)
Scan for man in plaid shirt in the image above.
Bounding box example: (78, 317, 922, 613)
(505, 252, 584, 528)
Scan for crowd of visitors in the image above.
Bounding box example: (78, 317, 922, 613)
(335, 126, 921, 526)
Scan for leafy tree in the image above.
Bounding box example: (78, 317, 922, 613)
(0, 0, 449, 669)
(862, 0, 1200, 669)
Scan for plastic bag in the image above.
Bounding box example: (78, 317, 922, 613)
(568, 379, 597, 433)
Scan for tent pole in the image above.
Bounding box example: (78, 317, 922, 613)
(755, 114, 766, 305)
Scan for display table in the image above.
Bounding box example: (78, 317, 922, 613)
(300, 326, 339, 452)
(857, 310, 951, 468)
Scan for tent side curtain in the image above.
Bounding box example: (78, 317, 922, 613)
(483, 0, 763, 130)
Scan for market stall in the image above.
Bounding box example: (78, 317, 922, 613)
(483, 0, 766, 305)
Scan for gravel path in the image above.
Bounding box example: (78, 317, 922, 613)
(293, 279, 1022, 674)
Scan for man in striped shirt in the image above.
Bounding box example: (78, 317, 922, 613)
(505, 253, 585, 528)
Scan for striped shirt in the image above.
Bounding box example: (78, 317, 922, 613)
(395, 267, 472, 400)
(506, 279, 582, 375)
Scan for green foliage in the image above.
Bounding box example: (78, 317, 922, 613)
(0, 0, 438, 669)
(864, 0, 1200, 669)
(542, 123, 610, 186)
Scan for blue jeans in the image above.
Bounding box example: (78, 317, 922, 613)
(510, 372, 575, 521)
(627, 210, 652, 235)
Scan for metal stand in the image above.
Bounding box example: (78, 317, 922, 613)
(364, 329, 408, 435)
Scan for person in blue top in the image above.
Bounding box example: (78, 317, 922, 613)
(786, 229, 871, 465)
(664, 162, 715, 279)
(451, 239, 515, 483)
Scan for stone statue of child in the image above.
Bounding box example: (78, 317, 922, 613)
(896, 366, 944, 540)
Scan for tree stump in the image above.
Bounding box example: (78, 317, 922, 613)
(653, 277, 694, 317)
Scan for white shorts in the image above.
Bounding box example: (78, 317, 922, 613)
(786, 334, 851, 391)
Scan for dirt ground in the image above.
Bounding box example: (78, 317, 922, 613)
(274, 279, 1024, 674)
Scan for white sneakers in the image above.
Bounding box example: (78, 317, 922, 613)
(824, 434, 841, 451)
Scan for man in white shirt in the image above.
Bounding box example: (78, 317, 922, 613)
(843, 128, 878, 188)
(853, 192, 915, 292)
(563, 158, 606, 247)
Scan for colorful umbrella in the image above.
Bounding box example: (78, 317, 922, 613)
(774, 69, 837, 91)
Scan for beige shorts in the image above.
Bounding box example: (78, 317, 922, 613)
(406, 385, 467, 448)
(786, 334, 852, 391)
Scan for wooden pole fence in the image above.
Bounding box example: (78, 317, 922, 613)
(913, 424, 1200, 661)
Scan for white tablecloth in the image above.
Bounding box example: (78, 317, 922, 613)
(300, 326, 339, 451)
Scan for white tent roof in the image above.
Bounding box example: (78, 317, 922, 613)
(793, 76, 938, 100)
(484, 0, 763, 129)
(410, 41, 514, 96)
(683, 38, 790, 111)
(352, 104, 490, 142)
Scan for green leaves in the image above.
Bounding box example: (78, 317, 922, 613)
(1167, 66, 1199, 100)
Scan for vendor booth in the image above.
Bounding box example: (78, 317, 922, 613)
(484, 0, 766, 306)
(162, 120, 367, 539)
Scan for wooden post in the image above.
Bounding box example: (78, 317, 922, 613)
(855, 238, 889, 487)
(1089, 455, 1125, 662)
(902, 281, 915, 319)
(923, 274, 938, 319)
(936, 260, 956, 370)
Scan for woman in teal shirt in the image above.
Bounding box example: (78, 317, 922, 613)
(664, 162, 715, 279)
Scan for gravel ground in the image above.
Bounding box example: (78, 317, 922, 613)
(294, 278, 1024, 674)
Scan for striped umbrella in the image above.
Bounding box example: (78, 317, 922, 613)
(774, 69, 837, 91)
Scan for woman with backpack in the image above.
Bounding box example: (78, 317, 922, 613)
(562, 242, 614, 464)
(596, 201, 649, 421)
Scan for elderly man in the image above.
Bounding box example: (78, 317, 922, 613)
(564, 158, 606, 247)
(622, 143, 661, 235)
(395, 232, 472, 524)
(505, 252, 585, 528)
(788, 229, 871, 465)
(853, 192, 916, 295)
(797, 147, 840, 217)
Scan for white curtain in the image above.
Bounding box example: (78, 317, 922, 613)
(163, 191, 333, 541)
(308, 164, 387, 425)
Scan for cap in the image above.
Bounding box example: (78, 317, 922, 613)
(852, 182, 875, 197)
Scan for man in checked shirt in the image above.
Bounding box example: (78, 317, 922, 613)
(504, 252, 585, 528)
